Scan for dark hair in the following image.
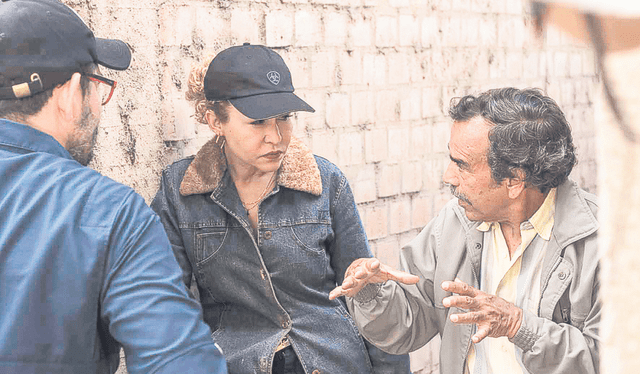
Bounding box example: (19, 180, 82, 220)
(0, 64, 95, 121)
(449, 87, 576, 193)
(210, 101, 231, 123)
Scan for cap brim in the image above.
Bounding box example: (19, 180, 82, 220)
(95, 38, 132, 71)
(229, 92, 315, 120)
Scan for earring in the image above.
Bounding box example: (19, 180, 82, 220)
(215, 134, 225, 151)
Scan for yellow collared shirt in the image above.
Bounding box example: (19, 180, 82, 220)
(465, 188, 556, 374)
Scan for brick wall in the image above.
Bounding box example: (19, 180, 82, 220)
(62, 0, 598, 373)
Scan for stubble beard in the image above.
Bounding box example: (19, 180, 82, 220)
(66, 103, 99, 166)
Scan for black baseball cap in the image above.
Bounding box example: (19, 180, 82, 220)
(0, 0, 131, 100)
(204, 43, 314, 120)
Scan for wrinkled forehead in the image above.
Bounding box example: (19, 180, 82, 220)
(449, 117, 492, 160)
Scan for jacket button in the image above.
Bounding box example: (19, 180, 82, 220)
(282, 320, 291, 329)
(558, 271, 567, 280)
(474, 243, 482, 250)
(312, 370, 320, 374)
(260, 269, 266, 280)
(264, 231, 272, 240)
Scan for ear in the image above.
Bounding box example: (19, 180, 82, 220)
(505, 169, 526, 199)
(51, 73, 84, 128)
(205, 110, 222, 136)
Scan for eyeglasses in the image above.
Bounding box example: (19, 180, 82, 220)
(84, 73, 117, 105)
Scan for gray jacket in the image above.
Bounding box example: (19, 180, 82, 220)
(348, 179, 600, 374)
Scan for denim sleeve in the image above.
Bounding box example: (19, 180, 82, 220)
(327, 175, 372, 284)
(150, 168, 194, 291)
(100, 191, 227, 374)
(328, 174, 411, 373)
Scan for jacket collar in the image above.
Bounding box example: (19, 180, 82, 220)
(452, 179, 597, 244)
(451, 178, 598, 281)
(551, 179, 598, 247)
(180, 136, 323, 197)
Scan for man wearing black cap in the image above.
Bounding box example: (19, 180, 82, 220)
(0, 1, 227, 373)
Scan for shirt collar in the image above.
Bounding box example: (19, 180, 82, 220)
(477, 188, 557, 241)
(0, 119, 72, 160)
(527, 188, 556, 240)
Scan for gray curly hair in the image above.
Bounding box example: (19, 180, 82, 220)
(449, 87, 576, 193)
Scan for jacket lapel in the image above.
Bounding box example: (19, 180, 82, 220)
(452, 204, 484, 287)
(540, 180, 598, 294)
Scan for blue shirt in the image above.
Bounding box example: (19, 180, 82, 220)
(0, 119, 227, 374)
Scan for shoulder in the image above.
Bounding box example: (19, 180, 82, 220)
(434, 198, 475, 233)
(39, 157, 151, 228)
(408, 198, 477, 253)
(313, 155, 346, 179)
(161, 156, 197, 180)
(576, 186, 598, 217)
(46, 156, 133, 200)
(79, 168, 153, 227)
(155, 156, 197, 195)
(311, 155, 353, 197)
(556, 179, 599, 226)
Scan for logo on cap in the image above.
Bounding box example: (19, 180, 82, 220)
(267, 71, 280, 85)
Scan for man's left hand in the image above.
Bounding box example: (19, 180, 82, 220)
(441, 278, 523, 344)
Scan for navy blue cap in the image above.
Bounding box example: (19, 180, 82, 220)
(0, 0, 131, 99)
(204, 43, 314, 120)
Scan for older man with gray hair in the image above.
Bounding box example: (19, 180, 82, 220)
(331, 87, 600, 374)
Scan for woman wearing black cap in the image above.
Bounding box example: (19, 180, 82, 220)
(151, 44, 410, 374)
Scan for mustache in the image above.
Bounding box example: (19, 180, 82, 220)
(449, 185, 472, 206)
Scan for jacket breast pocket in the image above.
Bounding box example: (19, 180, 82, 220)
(195, 229, 228, 263)
(287, 222, 332, 255)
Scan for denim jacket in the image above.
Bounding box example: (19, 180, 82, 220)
(151, 137, 409, 374)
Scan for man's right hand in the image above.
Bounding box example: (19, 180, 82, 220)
(329, 258, 420, 300)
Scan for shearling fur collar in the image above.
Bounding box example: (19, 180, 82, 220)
(180, 136, 322, 197)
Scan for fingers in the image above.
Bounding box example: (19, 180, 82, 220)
(472, 327, 490, 343)
(448, 311, 493, 343)
(367, 258, 381, 272)
(329, 286, 344, 300)
(442, 295, 476, 309)
(329, 258, 381, 300)
(443, 284, 523, 342)
(449, 311, 482, 324)
(383, 266, 420, 285)
(344, 258, 377, 277)
(441, 278, 478, 296)
(329, 274, 362, 299)
(329, 258, 419, 300)
(352, 258, 380, 280)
